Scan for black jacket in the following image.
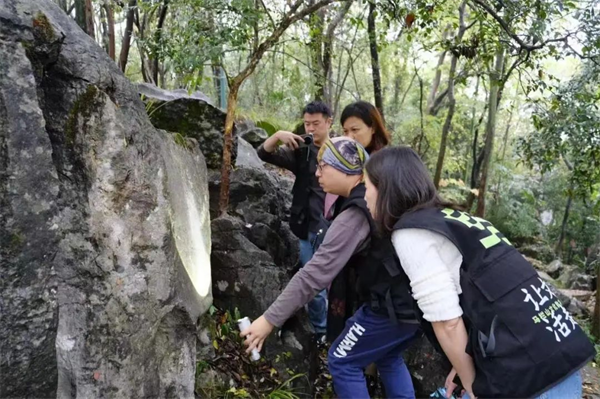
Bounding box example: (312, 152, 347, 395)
(257, 141, 324, 239)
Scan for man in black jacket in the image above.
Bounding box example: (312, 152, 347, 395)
(257, 101, 332, 337)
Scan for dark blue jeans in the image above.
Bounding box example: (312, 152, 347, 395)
(328, 305, 420, 399)
(299, 231, 327, 334)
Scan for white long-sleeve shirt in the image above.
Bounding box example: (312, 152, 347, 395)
(392, 228, 464, 322)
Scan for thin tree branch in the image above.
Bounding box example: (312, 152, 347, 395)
(399, 72, 417, 109)
(234, 0, 344, 85)
(326, 1, 353, 38)
(470, 0, 573, 51)
(258, 0, 276, 28)
(265, 49, 359, 99)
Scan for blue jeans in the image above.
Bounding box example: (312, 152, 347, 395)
(328, 305, 421, 399)
(299, 232, 327, 334)
(463, 369, 583, 399)
(536, 370, 582, 399)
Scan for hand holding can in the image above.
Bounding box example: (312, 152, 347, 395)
(237, 317, 261, 361)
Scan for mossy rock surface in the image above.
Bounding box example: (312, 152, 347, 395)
(139, 83, 238, 170)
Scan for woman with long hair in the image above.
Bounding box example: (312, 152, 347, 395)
(340, 100, 390, 153)
(363, 146, 595, 399)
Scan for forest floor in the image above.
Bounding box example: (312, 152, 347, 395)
(583, 363, 600, 399)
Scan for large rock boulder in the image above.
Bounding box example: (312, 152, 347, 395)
(210, 215, 289, 313)
(207, 163, 320, 391)
(236, 118, 268, 148)
(585, 242, 600, 269)
(207, 166, 298, 314)
(519, 243, 555, 264)
(208, 167, 296, 269)
(559, 265, 595, 291)
(241, 127, 268, 148)
(554, 290, 590, 317)
(138, 82, 237, 169)
(0, 1, 211, 397)
(236, 137, 265, 170)
(542, 259, 564, 279)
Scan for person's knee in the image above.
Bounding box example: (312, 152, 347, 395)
(327, 345, 346, 376)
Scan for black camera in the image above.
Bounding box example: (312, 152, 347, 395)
(302, 133, 314, 146)
(298, 133, 314, 161)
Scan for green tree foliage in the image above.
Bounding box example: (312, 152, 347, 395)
(521, 62, 600, 198)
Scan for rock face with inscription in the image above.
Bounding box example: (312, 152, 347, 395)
(0, 1, 212, 397)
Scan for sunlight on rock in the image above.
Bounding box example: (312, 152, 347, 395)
(179, 189, 211, 297)
(164, 138, 212, 298)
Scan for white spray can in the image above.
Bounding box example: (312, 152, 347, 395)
(237, 317, 261, 361)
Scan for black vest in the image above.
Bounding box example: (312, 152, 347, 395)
(317, 185, 418, 341)
(289, 142, 318, 240)
(394, 207, 596, 398)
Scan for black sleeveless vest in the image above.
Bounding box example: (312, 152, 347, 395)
(394, 207, 596, 398)
(315, 184, 418, 341)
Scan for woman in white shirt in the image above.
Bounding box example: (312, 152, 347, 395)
(362, 146, 594, 399)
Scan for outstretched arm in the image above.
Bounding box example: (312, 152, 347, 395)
(241, 207, 370, 352)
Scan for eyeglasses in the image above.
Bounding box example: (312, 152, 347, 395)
(317, 162, 328, 173)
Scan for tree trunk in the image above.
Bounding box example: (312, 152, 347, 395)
(84, 0, 95, 40)
(493, 102, 515, 204)
(217, 0, 338, 213)
(99, 5, 109, 53)
(159, 62, 166, 88)
(433, 63, 456, 187)
(58, 0, 68, 12)
(464, 74, 480, 183)
(399, 72, 417, 111)
(556, 188, 574, 257)
(74, 0, 86, 31)
(105, 1, 116, 61)
(333, 19, 360, 117)
(427, 24, 451, 114)
(475, 46, 505, 217)
(218, 84, 240, 215)
(322, 1, 352, 107)
(151, 0, 170, 86)
(499, 105, 514, 162)
(415, 74, 426, 154)
(367, 1, 384, 118)
(434, 2, 466, 188)
(119, 0, 137, 73)
(465, 104, 488, 210)
(308, 6, 326, 101)
(135, 9, 154, 84)
(213, 65, 223, 107)
(593, 264, 600, 339)
(392, 58, 404, 112)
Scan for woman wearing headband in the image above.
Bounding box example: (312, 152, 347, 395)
(241, 137, 420, 398)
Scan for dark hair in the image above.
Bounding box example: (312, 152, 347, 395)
(303, 101, 332, 118)
(340, 101, 390, 153)
(365, 146, 458, 234)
